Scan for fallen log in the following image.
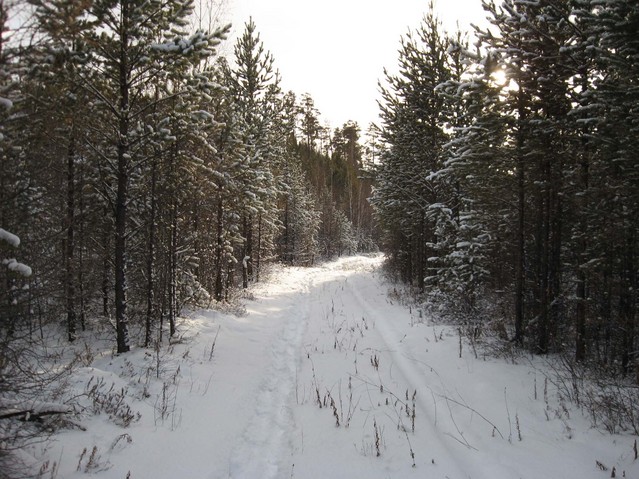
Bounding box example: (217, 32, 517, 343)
(0, 405, 72, 421)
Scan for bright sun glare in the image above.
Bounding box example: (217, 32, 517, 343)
(491, 69, 508, 86)
(490, 68, 518, 91)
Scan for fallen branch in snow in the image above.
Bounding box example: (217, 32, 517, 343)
(0, 406, 72, 422)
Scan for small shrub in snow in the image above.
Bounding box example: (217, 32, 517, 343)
(77, 445, 109, 473)
(83, 377, 140, 427)
(373, 419, 382, 457)
(36, 459, 58, 478)
(584, 382, 639, 435)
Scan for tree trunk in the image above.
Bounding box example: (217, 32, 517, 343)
(514, 94, 527, 346)
(242, 214, 252, 288)
(256, 213, 262, 282)
(65, 127, 76, 342)
(101, 210, 110, 317)
(114, 0, 131, 354)
(214, 197, 224, 301)
(283, 196, 290, 263)
(416, 215, 425, 292)
(145, 160, 157, 348)
(536, 157, 551, 355)
(78, 167, 86, 332)
(169, 192, 178, 338)
(575, 96, 590, 362)
(547, 151, 563, 353)
(114, 146, 130, 353)
(620, 228, 637, 375)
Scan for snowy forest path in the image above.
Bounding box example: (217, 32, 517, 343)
(46, 255, 634, 479)
(196, 254, 628, 479)
(287, 255, 483, 478)
(225, 265, 315, 479)
(224, 254, 500, 478)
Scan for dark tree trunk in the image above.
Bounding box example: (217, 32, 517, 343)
(214, 197, 224, 301)
(620, 229, 637, 375)
(102, 210, 110, 317)
(416, 215, 425, 292)
(114, 0, 131, 354)
(114, 149, 130, 353)
(536, 156, 552, 355)
(65, 128, 76, 342)
(282, 197, 290, 263)
(514, 95, 527, 346)
(145, 160, 157, 348)
(242, 214, 252, 289)
(169, 192, 178, 338)
(256, 213, 262, 282)
(547, 144, 564, 353)
(78, 168, 86, 332)
(575, 102, 590, 362)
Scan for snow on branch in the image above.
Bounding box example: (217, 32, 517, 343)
(0, 228, 20, 247)
(3, 258, 32, 277)
(0, 97, 13, 110)
(150, 28, 227, 56)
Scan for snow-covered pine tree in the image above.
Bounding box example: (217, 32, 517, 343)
(226, 19, 281, 287)
(68, 0, 227, 352)
(570, 0, 639, 371)
(559, 0, 601, 362)
(474, 0, 575, 353)
(0, 5, 46, 471)
(372, 6, 452, 289)
(298, 92, 321, 149)
(330, 121, 373, 251)
(187, 60, 248, 303)
(266, 90, 319, 266)
(0, 0, 39, 339)
(26, 0, 102, 342)
(422, 31, 493, 318)
(285, 162, 321, 265)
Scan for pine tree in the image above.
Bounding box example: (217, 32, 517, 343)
(372, 6, 452, 289)
(27, 0, 98, 342)
(58, 0, 228, 352)
(299, 92, 321, 148)
(226, 19, 280, 287)
(463, 0, 575, 352)
(571, 0, 639, 370)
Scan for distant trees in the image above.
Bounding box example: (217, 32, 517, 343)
(372, 0, 638, 375)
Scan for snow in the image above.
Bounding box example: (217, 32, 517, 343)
(36, 255, 638, 478)
(0, 96, 13, 110)
(3, 258, 32, 277)
(0, 227, 20, 247)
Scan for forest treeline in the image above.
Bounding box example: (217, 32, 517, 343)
(0, 1, 375, 361)
(372, 0, 638, 377)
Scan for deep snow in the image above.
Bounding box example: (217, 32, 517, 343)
(34, 255, 638, 478)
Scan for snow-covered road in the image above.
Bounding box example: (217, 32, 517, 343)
(213, 255, 634, 479)
(51, 255, 638, 479)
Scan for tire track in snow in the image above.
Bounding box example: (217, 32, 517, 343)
(227, 274, 313, 479)
(342, 269, 486, 478)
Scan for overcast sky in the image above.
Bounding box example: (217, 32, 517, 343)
(223, 0, 488, 130)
